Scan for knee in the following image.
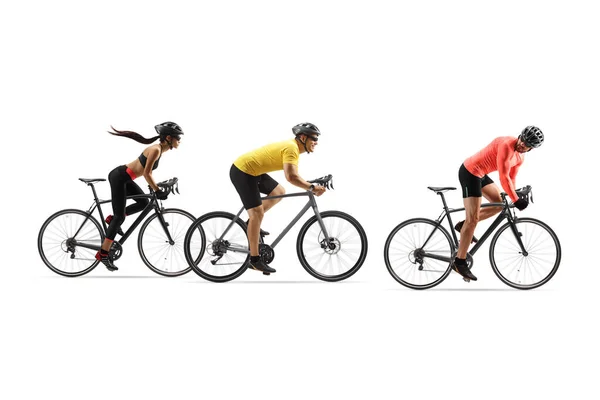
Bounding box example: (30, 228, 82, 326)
(271, 185, 285, 197)
(248, 207, 265, 220)
(465, 214, 480, 226)
(111, 214, 125, 226)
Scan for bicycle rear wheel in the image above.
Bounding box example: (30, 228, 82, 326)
(384, 218, 454, 289)
(138, 208, 199, 277)
(184, 211, 249, 282)
(489, 217, 561, 289)
(38, 209, 103, 277)
(296, 211, 368, 282)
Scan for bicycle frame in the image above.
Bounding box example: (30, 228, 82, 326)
(421, 192, 528, 264)
(217, 190, 332, 253)
(71, 183, 174, 252)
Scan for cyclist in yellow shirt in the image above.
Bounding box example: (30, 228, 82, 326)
(230, 123, 326, 274)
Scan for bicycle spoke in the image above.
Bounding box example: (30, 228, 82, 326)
(138, 210, 195, 276)
(39, 210, 103, 277)
(490, 219, 560, 288)
(384, 219, 452, 289)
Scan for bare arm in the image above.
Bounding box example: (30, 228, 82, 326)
(143, 146, 161, 192)
(283, 163, 312, 190)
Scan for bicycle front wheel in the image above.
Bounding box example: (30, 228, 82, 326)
(384, 218, 454, 289)
(138, 208, 199, 277)
(296, 211, 368, 282)
(490, 217, 561, 289)
(38, 209, 103, 277)
(184, 211, 249, 282)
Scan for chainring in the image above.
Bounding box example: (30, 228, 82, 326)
(260, 244, 275, 264)
(110, 241, 124, 260)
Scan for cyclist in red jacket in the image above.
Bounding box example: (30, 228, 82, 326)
(453, 126, 544, 281)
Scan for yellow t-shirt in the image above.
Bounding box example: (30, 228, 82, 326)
(233, 139, 300, 176)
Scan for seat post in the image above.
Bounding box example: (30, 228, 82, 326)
(88, 183, 101, 203)
(437, 192, 450, 211)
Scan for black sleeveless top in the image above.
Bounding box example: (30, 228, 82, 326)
(139, 148, 162, 170)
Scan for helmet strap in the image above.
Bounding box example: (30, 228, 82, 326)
(296, 134, 312, 154)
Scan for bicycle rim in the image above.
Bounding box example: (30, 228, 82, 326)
(384, 218, 453, 289)
(138, 209, 198, 277)
(184, 212, 249, 282)
(490, 218, 561, 289)
(297, 211, 368, 282)
(38, 209, 102, 277)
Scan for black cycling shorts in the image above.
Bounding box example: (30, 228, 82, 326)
(230, 164, 279, 210)
(458, 164, 494, 198)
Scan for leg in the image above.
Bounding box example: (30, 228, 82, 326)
(97, 166, 127, 271)
(479, 182, 503, 221)
(229, 164, 275, 273)
(124, 180, 149, 216)
(250, 174, 282, 236)
(457, 197, 481, 259)
(102, 167, 127, 251)
(247, 205, 265, 257)
(261, 184, 285, 213)
(454, 164, 482, 281)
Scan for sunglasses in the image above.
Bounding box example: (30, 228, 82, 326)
(306, 135, 319, 142)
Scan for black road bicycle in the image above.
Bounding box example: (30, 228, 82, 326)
(384, 185, 561, 289)
(38, 177, 201, 277)
(183, 175, 368, 282)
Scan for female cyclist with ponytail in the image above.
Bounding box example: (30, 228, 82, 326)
(96, 122, 184, 271)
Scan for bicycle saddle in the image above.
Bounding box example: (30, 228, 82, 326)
(79, 178, 106, 184)
(427, 186, 456, 193)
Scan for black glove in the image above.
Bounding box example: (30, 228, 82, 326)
(155, 189, 169, 200)
(514, 197, 528, 211)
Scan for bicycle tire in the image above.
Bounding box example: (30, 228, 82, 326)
(38, 209, 103, 277)
(384, 218, 454, 289)
(184, 211, 249, 282)
(489, 217, 561, 289)
(138, 208, 199, 277)
(296, 211, 368, 282)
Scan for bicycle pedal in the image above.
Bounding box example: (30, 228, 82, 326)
(263, 272, 270, 276)
(463, 277, 470, 283)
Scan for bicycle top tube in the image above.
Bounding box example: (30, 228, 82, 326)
(261, 191, 312, 201)
(97, 194, 154, 205)
(446, 202, 507, 214)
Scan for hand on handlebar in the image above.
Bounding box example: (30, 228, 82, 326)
(150, 177, 179, 198)
(155, 189, 169, 200)
(513, 197, 528, 211)
(311, 185, 326, 196)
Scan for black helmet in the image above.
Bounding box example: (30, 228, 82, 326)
(155, 122, 184, 138)
(292, 122, 320, 137)
(519, 126, 544, 148)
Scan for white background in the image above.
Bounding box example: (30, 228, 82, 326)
(1, 0, 598, 399)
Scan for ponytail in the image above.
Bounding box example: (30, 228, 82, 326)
(108, 126, 160, 144)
